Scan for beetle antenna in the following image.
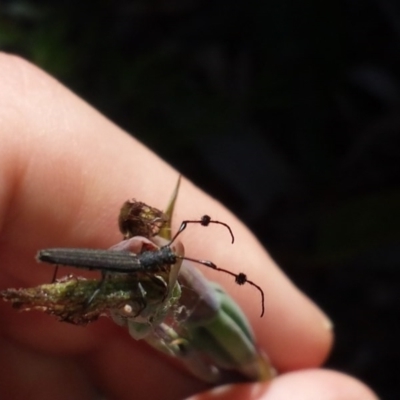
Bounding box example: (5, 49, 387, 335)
(178, 255, 264, 317)
(169, 215, 234, 245)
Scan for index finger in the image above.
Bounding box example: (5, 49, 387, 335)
(0, 54, 332, 398)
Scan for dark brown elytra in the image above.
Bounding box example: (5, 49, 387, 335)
(41, 216, 265, 317)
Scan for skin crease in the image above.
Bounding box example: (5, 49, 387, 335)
(0, 54, 379, 400)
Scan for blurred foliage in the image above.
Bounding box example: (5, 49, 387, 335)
(1, 1, 399, 398)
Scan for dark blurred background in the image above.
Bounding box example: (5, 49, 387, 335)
(1, 1, 399, 398)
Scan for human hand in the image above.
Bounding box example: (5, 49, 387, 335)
(0, 54, 378, 400)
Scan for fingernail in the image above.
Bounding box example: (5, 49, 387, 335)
(322, 315, 334, 331)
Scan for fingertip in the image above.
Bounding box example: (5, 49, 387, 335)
(250, 270, 334, 372)
(262, 369, 379, 400)
(186, 369, 379, 400)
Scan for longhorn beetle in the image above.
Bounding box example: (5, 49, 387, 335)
(37, 216, 265, 317)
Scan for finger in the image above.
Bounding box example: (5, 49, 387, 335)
(0, 337, 97, 400)
(0, 53, 330, 386)
(186, 369, 379, 400)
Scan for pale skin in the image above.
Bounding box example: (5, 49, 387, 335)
(0, 54, 378, 400)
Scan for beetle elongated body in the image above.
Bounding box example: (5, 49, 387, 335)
(37, 232, 216, 277)
(37, 246, 179, 273)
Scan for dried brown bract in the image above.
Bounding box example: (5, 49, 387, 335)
(118, 200, 168, 239)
